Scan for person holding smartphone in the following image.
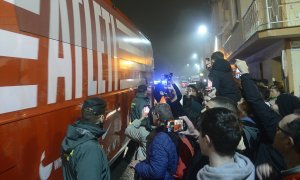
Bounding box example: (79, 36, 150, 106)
(207, 51, 241, 103)
(125, 105, 151, 162)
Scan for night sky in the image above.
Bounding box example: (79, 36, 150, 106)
(114, 0, 212, 80)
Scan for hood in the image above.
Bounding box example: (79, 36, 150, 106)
(61, 120, 106, 153)
(197, 153, 255, 180)
(211, 58, 232, 72)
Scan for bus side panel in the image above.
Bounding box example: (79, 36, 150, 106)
(0, 90, 135, 179)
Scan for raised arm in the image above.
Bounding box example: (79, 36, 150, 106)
(236, 60, 281, 143)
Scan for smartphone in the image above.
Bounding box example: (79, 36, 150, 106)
(235, 68, 241, 79)
(143, 105, 150, 116)
(167, 119, 185, 132)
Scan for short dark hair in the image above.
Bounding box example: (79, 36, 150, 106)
(153, 103, 174, 122)
(210, 96, 238, 114)
(197, 108, 242, 156)
(137, 84, 147, 93)
(211, 51, 224, 60)
(257, 85, 270, 100)
(285, 118, 300, 153)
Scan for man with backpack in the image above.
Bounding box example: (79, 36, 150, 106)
(61, 97, 110, 180)
(130, 103, 194, 180)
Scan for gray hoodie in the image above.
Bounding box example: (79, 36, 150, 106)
(197, 152, 255, 180)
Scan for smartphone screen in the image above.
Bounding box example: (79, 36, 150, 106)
(167, 119, 185, 132)
(143, 105, 150, 116)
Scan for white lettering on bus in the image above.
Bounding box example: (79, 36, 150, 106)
(110, 14, 118, 90)
(1, 0, 148, 113)
(102, 7, 113, 92)
(39, 151, 61, 180)
(48, 0, 72, 104)
(72, 0, 83, 99)
(93, 1, 106, 94)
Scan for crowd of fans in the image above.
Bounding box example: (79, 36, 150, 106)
(61, 51, 300, 180)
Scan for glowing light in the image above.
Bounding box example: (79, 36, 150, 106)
(197, 25, 207, 35)
(192, 53, 198, 59)
(200, 73, 204, 77)
(123, 38, 150, 44)
(214, 36, 218, 51)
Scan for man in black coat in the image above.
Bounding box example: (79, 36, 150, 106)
(207, 51, 241, 103)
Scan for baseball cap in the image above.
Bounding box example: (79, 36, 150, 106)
(82, 97, 107, 116)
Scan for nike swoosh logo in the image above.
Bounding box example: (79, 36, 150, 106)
(39, 151, 53, 180)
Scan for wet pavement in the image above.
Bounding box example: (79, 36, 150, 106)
(111, 141, 136, 180)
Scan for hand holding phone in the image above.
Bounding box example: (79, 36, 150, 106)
(143, 106, 150, 118)
(167, 119, 187, 132)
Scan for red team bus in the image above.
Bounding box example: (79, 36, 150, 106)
(0, 0, 153, 179)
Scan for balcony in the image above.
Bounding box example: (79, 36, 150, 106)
(223, 0, 300, 59)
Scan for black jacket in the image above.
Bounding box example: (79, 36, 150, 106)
(183, 95, 203, 123)
(241, 73, 286, 175)
(209, 58, 241, 103)
(61, 120, 110, 180)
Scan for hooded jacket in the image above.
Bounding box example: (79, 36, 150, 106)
(209, 58, 241, 103)
(61, 120, 110, 180)
(197, 153, 255, 180)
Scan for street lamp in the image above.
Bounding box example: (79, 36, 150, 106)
(197, 25, 207, 35)
(191, 53, 198, 59)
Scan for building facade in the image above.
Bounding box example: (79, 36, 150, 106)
(210, 0, 300, 96)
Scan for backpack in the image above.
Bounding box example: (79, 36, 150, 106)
(167, 132, 194, 180)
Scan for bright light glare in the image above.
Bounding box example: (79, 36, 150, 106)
(197, 25, 207, 35)
(123, 38, 151, 44)
(214, 36, 218, 51)
(192, 53, 198, 59)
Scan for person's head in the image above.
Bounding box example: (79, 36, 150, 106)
(151, 103, 174, 127)
(196, 108, 242, 157)
(205, 57, 214, 71)
(237, 98, 253, 118)
(205, 96, 238, 115)
(274, 113, 300, 161)
(275, 93, 300, 117)
(211, 51, 225, 61)
(258, 85, 270, 101)
(137, 84, 147, 94)
(81, 97, 107, 125)
(186, 85, 198, 97)
(269, 85, 281, 99)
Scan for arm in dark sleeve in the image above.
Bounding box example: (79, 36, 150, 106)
(172, 83, 182, 101)
(241, 73, 281, 143)
(130, 101, 140, 121)
(210, 71, 220, 94)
